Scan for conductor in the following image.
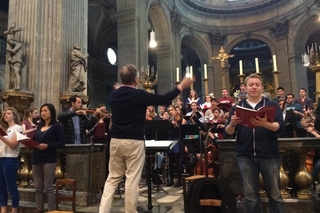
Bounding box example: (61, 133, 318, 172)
(99, 64, 194, 213)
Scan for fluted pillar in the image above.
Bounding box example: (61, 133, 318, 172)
(6, 0, 88, 110)
(115, 6, 148, 80)
(157, 44, 174, 94)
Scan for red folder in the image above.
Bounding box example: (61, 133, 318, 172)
(0, 128, 7, 136)
(16, 132, 39, 148)
(19, 139, 39, 148)
(235, 105, 277, 128)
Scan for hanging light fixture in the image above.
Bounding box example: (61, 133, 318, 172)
(149, 30, 157, 48)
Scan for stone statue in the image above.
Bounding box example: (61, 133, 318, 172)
(6, 38, 24, 91)
(4, 22, 22, 40)
(68, 44, 88, 92)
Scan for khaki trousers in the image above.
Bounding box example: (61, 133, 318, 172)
(99, 138, 145, 213)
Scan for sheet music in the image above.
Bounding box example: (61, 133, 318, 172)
(145, 140, 178, 152)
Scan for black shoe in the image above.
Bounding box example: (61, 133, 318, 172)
(166, 182, 174, 187)
(174, 182, 182, 187)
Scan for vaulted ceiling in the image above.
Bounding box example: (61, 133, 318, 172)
(182, 0, 289, 15)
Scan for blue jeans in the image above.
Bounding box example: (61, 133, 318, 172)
(237, 156, 285, 213)
(0, 157, 19, 208)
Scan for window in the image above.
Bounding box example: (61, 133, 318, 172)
(107, 47, 117, 66)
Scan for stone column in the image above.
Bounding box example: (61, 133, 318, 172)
(157, 44, 174, 94)
(212, 46, 222, 94)
(288, 54, 308, 96)
(5, 0, 88, 111)
(115, 6, 148, 79)
(275, 39, 292, 92)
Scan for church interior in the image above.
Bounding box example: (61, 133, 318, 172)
(1, 0, 320, 213)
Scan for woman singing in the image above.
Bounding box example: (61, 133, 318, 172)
(166, 105, 186, 187)
(21, 107, 38, 139)
(0, 107, 22, 213)
(32, 103, 65, 213)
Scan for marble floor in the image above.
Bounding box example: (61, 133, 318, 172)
(18, 184, 185, 213)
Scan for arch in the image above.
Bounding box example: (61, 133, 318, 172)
(148, 2, 171, 47)
(115, 0, 135, 11)
(180, 31, 212, 65)
(96, 26, 117, 59)
(227, 33, 276, 56)
(291, 11, 320, 55)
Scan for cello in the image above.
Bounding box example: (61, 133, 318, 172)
(194, 127, 218, 176)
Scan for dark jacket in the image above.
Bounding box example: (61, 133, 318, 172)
(185, 177, 237, 213)
(32, 122, 65, 164)
(227, 97, 285, 158)
(58, 109, 89, 144)
(109, 86, 180, 140)
(279, 109, 297, 138)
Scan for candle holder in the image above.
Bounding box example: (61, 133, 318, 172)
(272, 70, 280, 91)
(138, 68, 158, 93)
(203, 78, 209, 95)
(303, 48, 320, 100)
(175, 81, 180, 99)
(237, 74, 246, 83)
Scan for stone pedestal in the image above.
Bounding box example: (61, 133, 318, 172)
(19, 144, 106, 206)
(1, 89, 34, 118)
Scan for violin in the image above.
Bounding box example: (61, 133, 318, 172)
(84, 109, 95, 113)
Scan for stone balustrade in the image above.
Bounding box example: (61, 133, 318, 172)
(18, 144, 106, 206)
(218, 137, 320, 212)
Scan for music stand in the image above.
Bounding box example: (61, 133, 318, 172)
(145, 120, 170, 141)
(180, 124, 204, 175)
(145, 120, 170, 194)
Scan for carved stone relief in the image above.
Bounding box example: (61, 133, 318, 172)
(244, 31, 252, 40)
(171, 9, 183, 32)
(269, 20, 288, 40)
(209, 31, 227, 46)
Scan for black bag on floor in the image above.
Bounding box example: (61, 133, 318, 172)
(185, 177, 237, 213)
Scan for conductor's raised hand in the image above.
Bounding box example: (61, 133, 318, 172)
(177, 76, 195, 91)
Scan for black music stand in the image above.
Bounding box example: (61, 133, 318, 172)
(145, 120, 170, 194)
(145, 120, 170, 140)
(180, 124, 204, 175)
(139, 140, 176, 213)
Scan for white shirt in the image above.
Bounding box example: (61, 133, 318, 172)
(0, 124, 23, 158)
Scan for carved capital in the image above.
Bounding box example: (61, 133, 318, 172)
(171, 10, 183, 32)
(244, 31, 252, 40)
(269, 20, 288, 40)
(209, 31, 227, 46)
(1, 90, 34, 119)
